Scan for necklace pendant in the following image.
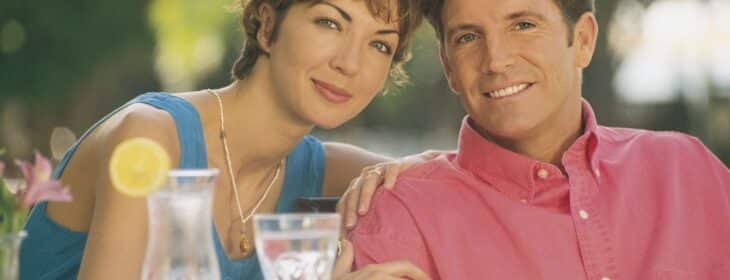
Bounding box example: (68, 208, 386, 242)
(239, 232, 251, 254)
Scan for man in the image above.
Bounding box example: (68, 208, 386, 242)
(348, 0, 730, 279)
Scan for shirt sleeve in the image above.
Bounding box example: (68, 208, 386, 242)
(347, 187, 438, 277)
(684, 136, 730, 194)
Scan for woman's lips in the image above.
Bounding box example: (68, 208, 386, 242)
(312, 79, 352, 104)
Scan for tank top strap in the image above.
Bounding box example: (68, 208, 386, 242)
(52, 92, 207, 179)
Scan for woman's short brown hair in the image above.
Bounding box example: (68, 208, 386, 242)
(231, 0, 423, 91)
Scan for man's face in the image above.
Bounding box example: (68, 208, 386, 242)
(439, 0, 595, 142)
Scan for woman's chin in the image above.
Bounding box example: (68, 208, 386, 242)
(315, 119, 347, 130)
(308, 112, 351, 130)
(300, 105, 360, 129)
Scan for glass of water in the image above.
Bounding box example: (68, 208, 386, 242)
(253, 213, 341, 280)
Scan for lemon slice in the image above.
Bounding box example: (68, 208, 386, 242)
(109, 137, 171, 197)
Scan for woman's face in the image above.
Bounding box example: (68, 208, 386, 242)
(267, 0, 401, 129)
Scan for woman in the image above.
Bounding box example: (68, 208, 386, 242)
(19, 0, 431, 278)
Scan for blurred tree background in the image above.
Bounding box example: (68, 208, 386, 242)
(0, 0, 728, 168)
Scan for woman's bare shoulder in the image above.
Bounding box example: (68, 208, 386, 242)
(96, 103, 178, 146)
(46, 103, 181, 231)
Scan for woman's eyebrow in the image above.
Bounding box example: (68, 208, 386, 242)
(314, 1, 399, 36)
(316, 1, 352, 22)
(376, 29, 399, 36)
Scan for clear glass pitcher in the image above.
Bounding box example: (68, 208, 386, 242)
(141, 169, 221, 280)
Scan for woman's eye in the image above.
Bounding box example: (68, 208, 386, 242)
(456, 33, 478, 44)
(315, 18, 341, 31)
(515, 22, 536, 31)
(371, 41, 393, 55)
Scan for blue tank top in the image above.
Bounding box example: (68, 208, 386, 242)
(19, 92, 325, 280)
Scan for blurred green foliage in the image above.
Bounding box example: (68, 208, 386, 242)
(0, 0, 159, 159)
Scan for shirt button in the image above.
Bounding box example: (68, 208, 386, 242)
(578, 210, 589, 220)
(520, 199, 528, 204)
(537, 169, 549, 179)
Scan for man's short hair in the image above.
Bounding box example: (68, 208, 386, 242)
(423, 0, 595, 45)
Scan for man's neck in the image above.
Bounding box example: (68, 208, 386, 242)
(497, 125, 582, 171)
(482, 101, 584, 171)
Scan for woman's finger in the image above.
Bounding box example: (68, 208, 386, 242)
(368, 261, 431, 280)
(336, 179, 355, 215)
(382, 163, 401, 190)
(337, 178, 357, 228)
(344, 177, 362, 228)
(357, 167, 385, 214)
(332, 239, 355, 278)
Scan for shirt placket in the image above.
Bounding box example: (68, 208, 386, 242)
(565, 150, 617, 280)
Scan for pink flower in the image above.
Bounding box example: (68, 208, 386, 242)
(14, 151, 72, 209)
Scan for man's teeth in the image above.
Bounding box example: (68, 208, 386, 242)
(488, 84, 529, 98)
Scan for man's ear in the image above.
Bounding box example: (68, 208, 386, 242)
(439, 45, 461, 95)
(572, 12, 598, 68)
(256, 3, 276, 53)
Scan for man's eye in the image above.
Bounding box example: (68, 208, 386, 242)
(456, 33, 478, 44)
(371, 41, 393, 55)
(315, 18, 341, 31)
(515, 22, 536, 31)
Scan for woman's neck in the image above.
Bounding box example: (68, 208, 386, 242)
(211, 61, 314, 174)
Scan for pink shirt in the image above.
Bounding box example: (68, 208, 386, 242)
(350, 101, 730, 280)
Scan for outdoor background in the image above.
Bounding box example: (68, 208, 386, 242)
(1, 0, 728, 168)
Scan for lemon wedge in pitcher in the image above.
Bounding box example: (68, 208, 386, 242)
(109, 137, 171, 197)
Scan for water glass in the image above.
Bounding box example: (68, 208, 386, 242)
(253, 213, 340, 280)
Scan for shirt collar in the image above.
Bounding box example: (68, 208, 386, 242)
(569, 99, 602, 177)
(455, 99, 601, 194)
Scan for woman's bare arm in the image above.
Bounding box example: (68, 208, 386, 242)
(77, 107, 179, 279)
